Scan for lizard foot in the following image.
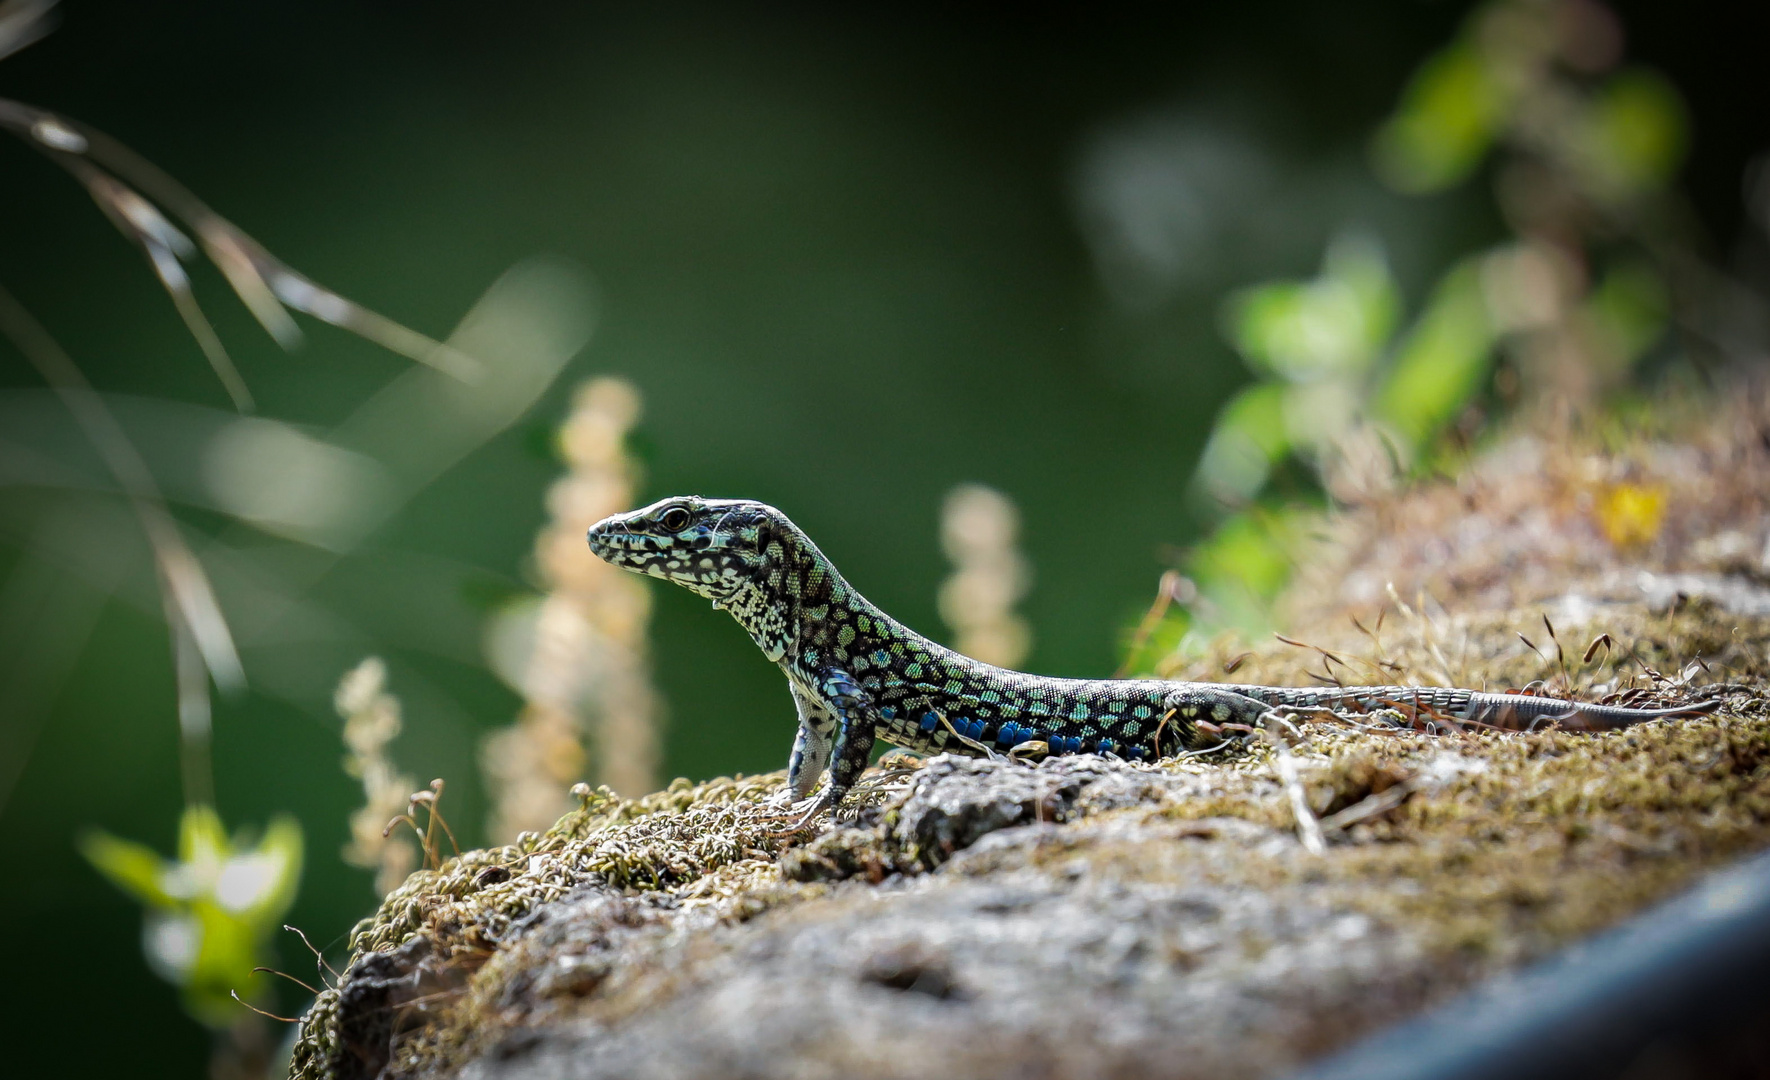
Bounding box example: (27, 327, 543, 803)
(761, 786, 799, 809)
(757, 792, 836, 838)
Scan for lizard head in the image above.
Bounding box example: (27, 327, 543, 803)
(586, 496, 781, 601)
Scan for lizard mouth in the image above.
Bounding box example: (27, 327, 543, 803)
(585, 515, 655, 565)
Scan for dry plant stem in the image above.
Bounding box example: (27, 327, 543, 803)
(934, 708, 996, 757)
(0, 1, 57, 62)
(168, 603, 214, 808)
(484, 377, 661, 838)
(1266, 714, 1326, 856)
(385, 781, 461, 870)
(414, 780, 459, 864)
(418, 799, 439, 867)
(938, 484, 1033, 669)
(1319, 779, 1417, 832)
(0, 285, 244, 693)
(283, 925, 341, 986)
(69, 159, 253, 410)
(384, 813, 435, 870)
(0, 98, 481, 384)
(229, 990, 298, 1024)
(253, 966, 321, 997)
(426, 782, 460, 858)
(1117, 570, 1184, 678)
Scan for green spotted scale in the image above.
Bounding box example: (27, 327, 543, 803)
(587, 497, 1715, 823)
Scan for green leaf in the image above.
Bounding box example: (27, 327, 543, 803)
(1226, 282, 1306, 377)
(1194, 382, 1290, 506)
(78, 830, 175, 909)
(1189, 507, 1302, 624)
(1587, 69, 1687, 196)
(177, 802, 229, 870)
(1119, 607, 1192, 677)
(1585, 261, 1669, 368)
(76, 805, 306, 1031)
(183, 900, 266, 1028)
(1371, 41, 1503, 194)
(1224, 235, 1398, 382)
(1374, 257, 1495, 450)
(236, 814, 304, 925)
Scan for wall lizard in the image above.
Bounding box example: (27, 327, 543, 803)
(588, 496, 1716, 828)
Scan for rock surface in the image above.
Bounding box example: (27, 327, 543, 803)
(292, 687, 1770, 1080)
(289, 402, 1770, 1080)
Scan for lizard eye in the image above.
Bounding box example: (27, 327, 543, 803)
(658, 506, 692, 533)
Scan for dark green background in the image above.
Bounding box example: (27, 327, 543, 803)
(0, 3, 1763, 1075)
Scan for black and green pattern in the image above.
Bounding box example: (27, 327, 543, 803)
(588, 497, 1714, 819)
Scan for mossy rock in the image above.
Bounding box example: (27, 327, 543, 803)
(289, 674, 1766, 1079)
(290, 406, 1770, 1080)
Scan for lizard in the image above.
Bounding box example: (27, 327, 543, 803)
(586, 496, 1718, 828)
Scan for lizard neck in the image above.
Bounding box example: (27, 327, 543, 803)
(714, 513, 917, 677)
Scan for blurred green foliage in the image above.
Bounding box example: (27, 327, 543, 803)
(81, 804, 302, 1027)
(1374, 258, 1494, 448)
(1371, 1, 1688, 201)
(1177, 238, 1499, 642)
(1372, 42, 1503, 194)
(1166, 0, 1702, 653)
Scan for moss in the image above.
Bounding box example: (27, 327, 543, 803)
(289, 398, 1770, 1080)
(291, 678, 1767, 1078)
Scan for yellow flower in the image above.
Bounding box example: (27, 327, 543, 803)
(1596, 482, 1667, 548)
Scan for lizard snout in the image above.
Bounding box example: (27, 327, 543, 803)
(585, 514, 635, 559)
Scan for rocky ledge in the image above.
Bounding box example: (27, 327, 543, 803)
(291, 664, 1767, 1080)
(290, 397, 1770, 1079)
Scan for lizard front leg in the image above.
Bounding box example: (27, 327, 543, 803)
(785, 681, 836, 800)
(776, 669, 877, 833)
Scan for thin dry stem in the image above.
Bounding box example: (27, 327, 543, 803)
(0, 285, 245, 691)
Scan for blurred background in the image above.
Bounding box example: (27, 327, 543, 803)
(1, 2, 1767, 1076)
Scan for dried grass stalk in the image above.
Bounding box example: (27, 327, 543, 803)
(482, 378, 662, 842)
(938, 484, 1033, 668)
(336, 657, 418, 897)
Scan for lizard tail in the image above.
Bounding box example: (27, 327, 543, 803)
(1462, 693, 1721, 731)
(1240, 685, 1720, 732)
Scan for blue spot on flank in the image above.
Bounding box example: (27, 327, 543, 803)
(1124, 745, 1146, 761)
(964, 719, 985, 740)
(918, 712, 938, 734)
(880, 706, 897, 720)
(1098, 739, 1118, 755)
